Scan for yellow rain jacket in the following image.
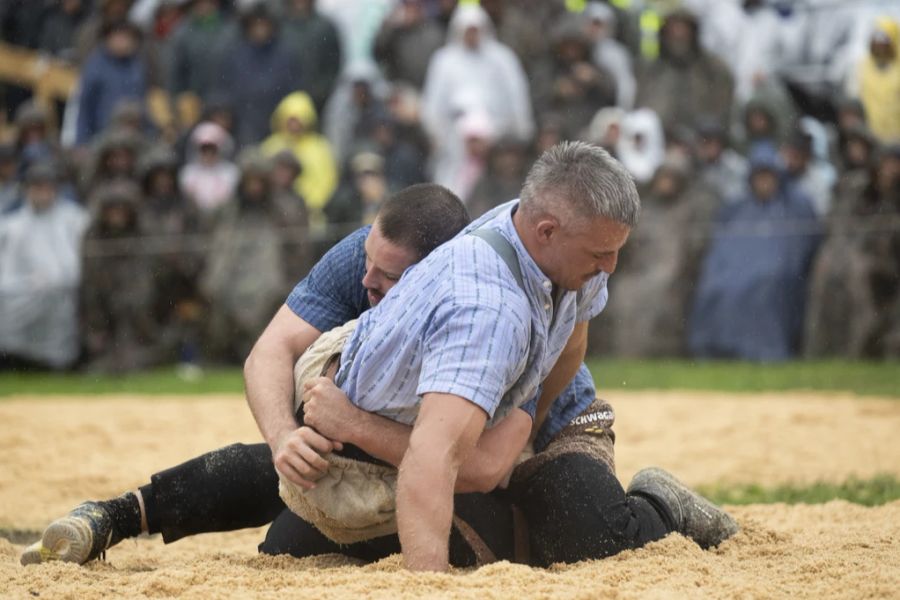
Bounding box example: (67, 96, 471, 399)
(262, 92, 338, 214)
(858, 17, 900, 143)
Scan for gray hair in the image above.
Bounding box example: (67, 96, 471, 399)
(520, 141, 640, 228)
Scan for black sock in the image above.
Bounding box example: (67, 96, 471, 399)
(98, 492, 144, 539)
(138, 483, 161, 535)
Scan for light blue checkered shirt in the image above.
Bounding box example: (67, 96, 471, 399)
(336, 201, 608, 426)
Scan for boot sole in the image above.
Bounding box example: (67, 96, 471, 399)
(20, 517, 94, 566)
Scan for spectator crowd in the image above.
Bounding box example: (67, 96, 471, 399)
(0, 0, 898, 371)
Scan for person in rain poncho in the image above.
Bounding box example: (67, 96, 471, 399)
(689, 144, 821, 361)
(262, 91, 338, 222)
(596, 154, 717, 357)
(616, 108, 665, 186)
(805, 144, 900, 358)
(421, 3, 533, 183)
(200, 152, 299, 362)
(852, 16, 900, 144)
(80, 180, 160, 372)
(635, 8, 733, 131)
(322, 61, 390, 167)
(178, 121, 240, 216)
(0, 163, 89, 369)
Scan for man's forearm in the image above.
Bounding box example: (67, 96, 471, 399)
(346, 405, 529, 493)
(244, 344, 298, 450)
(345, 409, 411, 466)
(396, 439, 457, 570)
(243, 306, 322, 451)
(396, 393, 485, 571)
(455, 409, 531, 492)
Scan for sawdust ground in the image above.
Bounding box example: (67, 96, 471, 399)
(1, 391, 899, 599)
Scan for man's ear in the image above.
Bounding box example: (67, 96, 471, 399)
(534, 217, 560, 246)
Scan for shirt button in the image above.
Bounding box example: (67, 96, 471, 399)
(543, 281, 552, 290)
(544, 303, 551, 310)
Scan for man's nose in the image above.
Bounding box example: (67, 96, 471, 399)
(362, 267, 377, 290)
(599, 253, 618, 275)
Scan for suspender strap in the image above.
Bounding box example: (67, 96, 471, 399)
(469, 228, 526, 292)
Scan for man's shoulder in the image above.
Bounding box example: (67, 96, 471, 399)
(428, 235, 530, 313)
(316, 226, 370, 270)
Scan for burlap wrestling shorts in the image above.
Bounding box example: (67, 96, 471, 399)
(278, 319, 401, 545)
(511, 399, 616, 485)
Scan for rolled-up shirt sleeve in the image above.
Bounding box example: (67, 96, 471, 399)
(285, 226, 370, 332)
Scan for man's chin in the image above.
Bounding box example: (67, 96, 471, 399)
(367, 291, 383, 306)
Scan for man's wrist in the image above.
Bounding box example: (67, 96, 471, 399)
(266, 420, 299, 452)
(343, 405, 371, 447)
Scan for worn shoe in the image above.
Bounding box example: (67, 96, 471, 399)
(20, 502, 121, 566)
(628, 467, 738, 549)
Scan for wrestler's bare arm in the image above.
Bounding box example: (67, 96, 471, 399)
(303, 377, 531, 492)
(396, 392, 486, 572)
(533, 321, 588, 431)
(244, 304, 340, 488)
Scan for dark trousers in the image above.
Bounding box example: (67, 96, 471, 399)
(149, 444, 672, 566)
(150, 443, 284, 543)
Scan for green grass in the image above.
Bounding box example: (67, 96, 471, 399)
(586, 359, 900, 397)
(699, 475, 900, 507)
(0, 366, 245, 397)
(0, 359, 897, 397)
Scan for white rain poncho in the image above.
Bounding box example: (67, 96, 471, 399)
(422, 4, 534, 191)
(0, 200, 88, 367)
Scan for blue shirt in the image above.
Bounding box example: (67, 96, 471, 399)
(286, 226, 371, 332)
(335, 202, 608, 428)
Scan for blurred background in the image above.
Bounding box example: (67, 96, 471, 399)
(0, 0, 898, 377)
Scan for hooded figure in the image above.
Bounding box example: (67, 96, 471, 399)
(737, 93, 794, 156)
(136, 144, 204, 356)
(688, 145, 822, 361)
(635, 9, 734, 131)
(14, 101, 61, 179)
(616, 109, 665, 186)
(80, 180, 160, 371)
(837, 125, 878, 175)
(421, 4, 534, 153)
(373, 0, 444, 89)
(584, 1, 635, 109)
(200, 152, 293, 362)
(781, 124, 836, 218)
(321, 60, 390, 166)
(466, 137, 529, 220)
(262, 91, 338, 219)
(854, 17, 900, 143)
(529, 14, 618, 140)
(435, 109, 497, 202)
(805, 145, 900, 358)
(0, 163, 89, 368)
(178, 121, 240, 215)
(83, 127, 143, 196)
(695, 119, 748, 206)
(596, 155, 717, 357)
(325, 149, 390, 228)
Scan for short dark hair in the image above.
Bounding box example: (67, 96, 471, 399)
(376, 183, 470, 260)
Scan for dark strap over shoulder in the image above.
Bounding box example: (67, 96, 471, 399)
(469, 228, 526, 292)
